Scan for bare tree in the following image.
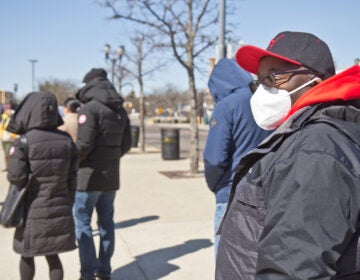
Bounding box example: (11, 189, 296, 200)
(123, 32, 166, 152)
(146, 84, 190, 117)
(38, 78, 79, 105)
(101, 0, 218, 173)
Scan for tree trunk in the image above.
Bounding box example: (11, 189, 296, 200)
(139, 82, 145, 152)
(188, 69, 199, 174)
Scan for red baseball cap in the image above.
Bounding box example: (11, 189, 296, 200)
(236, 31, 335, 80)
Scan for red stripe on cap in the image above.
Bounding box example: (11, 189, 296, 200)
(268, 34, 285, 49)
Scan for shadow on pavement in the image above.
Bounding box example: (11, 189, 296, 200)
(112, 239, 213, 280)
(129, 149, 161, 155)
(92, 216, 160, 237)
(115, 215, 160, 229)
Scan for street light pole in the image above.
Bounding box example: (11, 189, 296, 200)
(104, 44, 125, 90)
(29, 59, 38, 91)
(117, 46, 125, 95)
(111, 58, 116, 85)
(216, 0, 226, 62)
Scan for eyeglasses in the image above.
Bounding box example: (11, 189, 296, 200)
(249, 69, 320, 93)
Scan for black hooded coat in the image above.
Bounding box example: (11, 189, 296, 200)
(6, 91, 78, 257)
(75, 76, 131, 191)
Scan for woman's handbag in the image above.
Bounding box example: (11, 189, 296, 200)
(0, 135, 29, 228)
(0, 184, 28, 228)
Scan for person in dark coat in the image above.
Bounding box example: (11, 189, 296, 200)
(216, 31, 360, 279)
(73, 68, 132, 280)
(6, 91, 78, 280)
(203, 58, 271, 256)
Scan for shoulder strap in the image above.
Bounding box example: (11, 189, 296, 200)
(19, 135, 31, 187)
(19, 135, 28, 159)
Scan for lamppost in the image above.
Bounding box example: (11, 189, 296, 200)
(216, 0, 226, 62)
(29, 59, 38, 91)
(103, 44, 125, 86)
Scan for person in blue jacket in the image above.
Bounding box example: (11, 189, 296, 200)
(203, 58, 272, 255)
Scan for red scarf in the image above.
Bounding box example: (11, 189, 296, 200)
(285, 65, 360, 120)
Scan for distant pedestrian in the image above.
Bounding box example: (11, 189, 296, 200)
(203, 58, 271, 256)
(58, 97, 81, 142)
(0, 108, 18, 171)
(6, 91, 78, 280)
(73, 68, 132, 280)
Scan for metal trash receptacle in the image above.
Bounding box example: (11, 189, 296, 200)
(161, 128, 180, 160)
(131, 125, 140, 148)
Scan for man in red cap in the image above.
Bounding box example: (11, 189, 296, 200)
(216, 31, 360, 279)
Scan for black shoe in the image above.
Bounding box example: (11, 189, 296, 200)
(96, 277, 111, 280)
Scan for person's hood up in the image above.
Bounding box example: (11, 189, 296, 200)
(285, 65, 360, 120)
(208, 58, 252, 103)
(75, 77, 124, 110)
(6, 91, 63, 135)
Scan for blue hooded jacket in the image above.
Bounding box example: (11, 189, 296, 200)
(203, 58, 271, 203)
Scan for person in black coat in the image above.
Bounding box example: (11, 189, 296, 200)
(73, 68, 131, 280)
(216, 31, 360, 280)
(6, 91, 78, 280)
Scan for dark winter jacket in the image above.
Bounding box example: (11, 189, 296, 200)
(203, 58, 271, 202)
(216, 66, 360, 279)
(75, 76, 132, 191)
(6, 91, 78, 257)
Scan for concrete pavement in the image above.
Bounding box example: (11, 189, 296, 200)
(0, 144, 215, 279)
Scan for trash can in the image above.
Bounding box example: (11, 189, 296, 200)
(161, 128, 180, 160)
(131, 125, 139, 148)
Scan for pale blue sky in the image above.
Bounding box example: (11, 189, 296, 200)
(1, 0, 360, 99)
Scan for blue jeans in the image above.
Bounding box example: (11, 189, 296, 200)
(73, 191, 116, 279)
(214, 202, 228, 258)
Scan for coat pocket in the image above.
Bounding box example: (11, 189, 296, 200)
(225, 181, 266, 248)
(236, 181, 265, 218)
(218, 181, 266, 276)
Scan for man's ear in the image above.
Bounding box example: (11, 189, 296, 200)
(310, 74, 323, 84)
(314, 77, 323, 84)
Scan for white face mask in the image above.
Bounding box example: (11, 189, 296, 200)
(250, 78, 320, 130)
